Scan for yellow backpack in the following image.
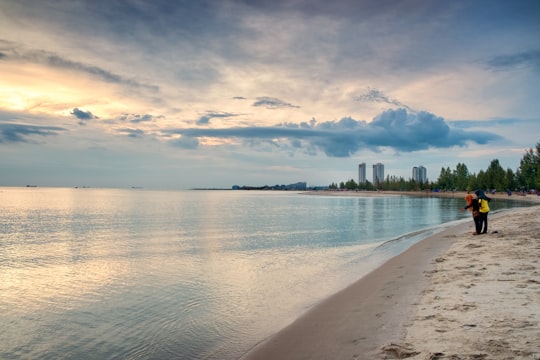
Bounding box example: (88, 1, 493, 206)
(479, 198, 490, 213)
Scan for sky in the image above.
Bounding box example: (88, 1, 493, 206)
(1, 0, 539, 189)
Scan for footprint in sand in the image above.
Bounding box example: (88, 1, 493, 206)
(380, 343, 419, 358)
(465, 243, 484, 249)
(448, 303, 477, 311)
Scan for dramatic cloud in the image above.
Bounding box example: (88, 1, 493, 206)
(166, 109, 501, 157)
(0, 123, 66, 143)
(253, 97, 300, 109)
(1, 0, 538, 188)
(367, 109, 495, 150)
(0, 42, 159, 92)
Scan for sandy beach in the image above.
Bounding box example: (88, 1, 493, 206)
(397, 204, 540, 359)
(242, 193, 540, 360)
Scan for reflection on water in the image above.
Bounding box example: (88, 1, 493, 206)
(0, 188, 527, 359)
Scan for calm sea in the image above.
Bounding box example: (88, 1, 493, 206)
(0, 187, 522, 359)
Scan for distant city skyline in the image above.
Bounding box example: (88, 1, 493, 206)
(359, 163, 428, 185)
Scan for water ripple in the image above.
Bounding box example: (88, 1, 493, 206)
(1, 188, 526, 360)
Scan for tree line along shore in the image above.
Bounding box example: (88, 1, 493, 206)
(330, 141, 540, 193)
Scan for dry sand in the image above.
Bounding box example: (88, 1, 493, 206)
(392, 205, 540, 360)
(242, 194, 539, 360)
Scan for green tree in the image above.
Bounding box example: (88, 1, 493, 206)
(476, 170, 487, 190)
(365, 180, 374, 191)
(467, 172, 478, 192)
(485, 159, 505, 191)
(329, 142, 540, 193)
(345, 179, 358, 190)
(398, 176, 407, 191)
(437, 166, 454, 190)
(503, 168, 516, 191)
(518, 141, 540, 190)
(455, 163, 469, 191)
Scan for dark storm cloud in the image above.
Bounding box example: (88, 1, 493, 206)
(485, 49, 540, 71)
(0, 42, 159, 92)
(0, 123, 66, 143)
(166, 109, 500, 157)
(196, 112, 237, 126)
(253, 97, 300, 109)
(366, 109, 494, 151)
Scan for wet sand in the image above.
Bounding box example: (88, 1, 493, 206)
(242, 194, 539, 360)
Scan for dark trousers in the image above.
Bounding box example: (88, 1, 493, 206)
(478, 212, 488, 233)
(473, 215, 482, 234)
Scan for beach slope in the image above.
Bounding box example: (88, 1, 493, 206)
(242, 205, 539, 360)
(395, 205, 539, 359)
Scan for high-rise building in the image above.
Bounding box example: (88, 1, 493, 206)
(373, 163, 384, 185)
(412, 166, 427, 183)
(358, 163, 366, 184)
(419, 166, 427, 182)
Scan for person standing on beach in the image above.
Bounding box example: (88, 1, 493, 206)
(464, 192, 473, 212)
(463, 198, 482, 235)
(475, 190, 491, 234)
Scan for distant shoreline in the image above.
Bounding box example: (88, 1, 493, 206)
(302, 189, 540, 203)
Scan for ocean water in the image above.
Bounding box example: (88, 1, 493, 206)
(0, 188, 523, 359)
